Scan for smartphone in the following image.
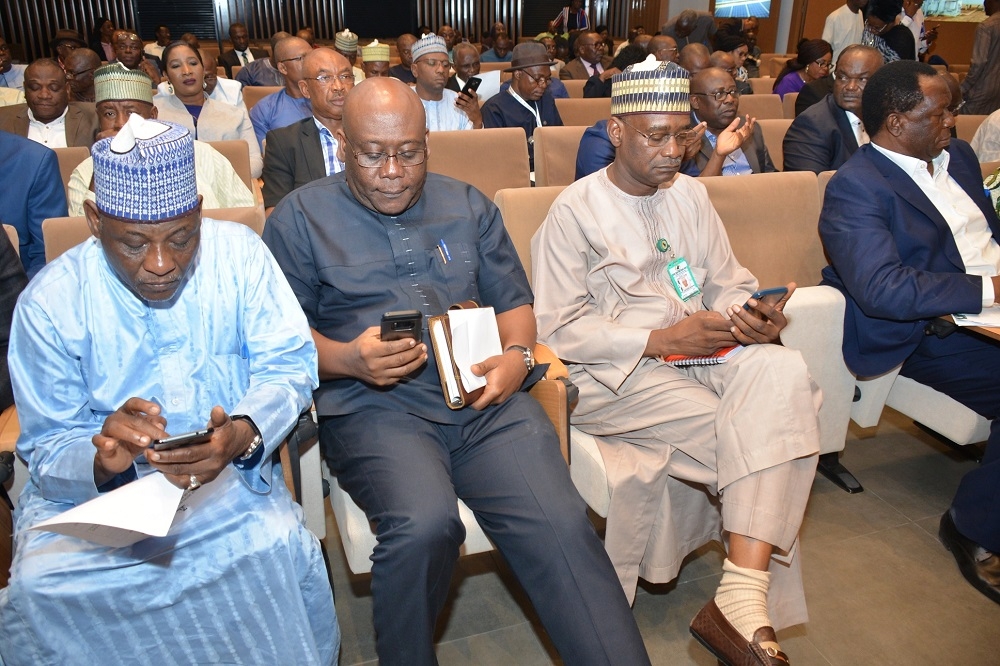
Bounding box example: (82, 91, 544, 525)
(460, 77, 482, 99)
(151, 427, 215, 451)
(743, 286, 789, 311)
(381, 310, 423, 343)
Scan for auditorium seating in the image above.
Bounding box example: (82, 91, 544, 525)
(533, 125, 587, 187)
(748, 77, 775, 95)
(427, 127, 530, 199)
(242, 85, 282, 111)
(782, 92, 798, 119)
(206, 139, 255, 192)
(736, 93, 783, 120)
(756, 118, 793, 170)
(955, 114, 987, 143)
(554, 97, 611, 126)
(561, 79, 586, 98)
(53, 146, 90, 200)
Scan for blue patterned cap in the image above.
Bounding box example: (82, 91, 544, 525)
(91, 115, 199, 222)
(611, 55, 690, 116)
(411, 33, 447, 62)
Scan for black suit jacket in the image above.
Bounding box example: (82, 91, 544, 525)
(219, 47, 270, 79)
(783, 94, 860, 173)
(794, 77, 833, 117)
(0, 230, 28, 411)
(685, 115, 775, 175)
(262, 117, 328, 209)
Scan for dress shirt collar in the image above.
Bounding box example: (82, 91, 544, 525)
(871, 141, 949, 179)
(27, 105, 68, 127)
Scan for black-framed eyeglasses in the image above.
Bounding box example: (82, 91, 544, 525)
(812, 58, 832, 69)
(522, 70, 551, 86)
(66, 67, 95, 78)
(616, 116, 697, 148)
(279, 54, 307, 64)
(344, 137, 427, 168)
(304, 73, 355, 86)
(691, 88, 740, 101)
(656, 46, 679, 54)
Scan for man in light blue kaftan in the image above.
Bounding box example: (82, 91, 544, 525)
(0, 114, 338, 666)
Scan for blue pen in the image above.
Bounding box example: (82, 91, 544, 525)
(439, 239, 452, 262)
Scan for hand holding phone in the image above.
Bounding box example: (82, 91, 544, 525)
(460, 76, 482, 99)
(743, 286, 789, 314)
(150, 427, 215, 451)
(381, 310, 423, 343)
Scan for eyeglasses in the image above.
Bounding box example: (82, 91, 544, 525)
(522, 70, 551, 86)
(812, 58, 832, 69)
(279, 54, 307, 64)
(304, 73, 355, 86)
(416, 58, 449, 69)
(66, 67, 95, 78)
(949, 100, 966, 114)
(656, 47, 679, 54)
(344, 137, 427, 168)
(617, 116, 697, 148)
(691, 88, 740, 101)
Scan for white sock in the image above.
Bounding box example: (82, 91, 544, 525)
(714, 558, 774, 643)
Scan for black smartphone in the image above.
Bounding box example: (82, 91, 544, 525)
(743, 286, 789, 312)
(151, 427, 215, 451)
(460, 76, 482, 98)
(381, 310, 423, 343)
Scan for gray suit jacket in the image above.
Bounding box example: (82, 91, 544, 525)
(0, 103, 99, 149)
(686, 116, 776, 175)
(262, 116, 328, 209)
(559, 56, 613, 80)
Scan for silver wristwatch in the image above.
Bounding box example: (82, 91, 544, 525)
(505, 345, 536, 372)
(232, 415, 264, 460)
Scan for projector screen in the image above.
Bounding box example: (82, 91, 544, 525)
(714, 0, 772, 18)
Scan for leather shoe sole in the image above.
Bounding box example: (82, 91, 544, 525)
(690, 599, 789, 666)
(939, 511, 1000, 606)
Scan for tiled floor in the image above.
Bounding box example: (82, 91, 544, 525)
(324, 409, 1000, 665)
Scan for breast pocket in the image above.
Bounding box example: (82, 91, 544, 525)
(426, 242, 481, 306)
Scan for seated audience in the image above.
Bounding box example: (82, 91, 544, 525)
(482, 43, 563, 171)
(445, 42, 481, 94)
(583, 44, 648, 98)
(560, 31, 611, 80)
(144, 24, 171, 60)
(687, 66, 775, 176)
(862, 0, 916, 63)
(411, 33, 481, 130)
(88, 17, 115, 62)
(0, 58, 99, 149)
(710, 50, 752, 95)
(179, 33, 201, 50)
(200, 51, 243, 106)
(0, 36, 27, 90)
(959, 0, 1000, 115)
(219, 22, 268, 79)
(249, 36, 313, 148)
(715, 35, 752, 87)
(533, 57, 819, 665)
(784, 45, 881, 173)
(334, 29, 365, 82)
(663, 9, 717, 48)
(648, 35, 679, 63)
(112, 31, 161, 85)
(773, 39, 833, 99)
(972, 108, 1000, 162)
(388, 33, 417, 84)
(820, 60, 1000, 607)
(575, 118, 614, 180)
(156, 42, 263, 178)
(0, 129, 66, 276)
(481, 34, 513, 63)
(438, 24, 458, 62)
(69, 65, 254, 215)
(65, 48, 101, 102)
(537, 34, 566, 76)
(49, 29, 87, 68)
(262, 49, 355, 211)
(794, 75, 835, 116)
(236, 32, 289, 87)
(0, 231, 26, 412)
(677, 42, 712, 74)
(361, 40, 390, 78)
(0, 113, 338, 664)
(263, 75, 651, 666)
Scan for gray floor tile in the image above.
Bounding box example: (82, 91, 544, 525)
(436, 622, 557, 666)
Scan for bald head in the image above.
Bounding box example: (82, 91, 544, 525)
(275, 36, 313, 90)
(710, 51, 738, 78)
(648, 35, 678, 63)
(678, 43, 711, 75)
(343, 77, 424, 137)
(65, 48, 100, 101)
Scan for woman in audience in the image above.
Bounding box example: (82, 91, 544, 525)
(862, 0, 916, 63)
(88, 17, 115, 62)
(154, 41, 262, 177)
(772, 38, 833, 98)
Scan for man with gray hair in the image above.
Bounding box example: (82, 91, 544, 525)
(663, 9, 717, 48)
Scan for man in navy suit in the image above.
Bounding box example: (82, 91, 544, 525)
(820, 60, 1000, 606)
(784, 45, 881, 173)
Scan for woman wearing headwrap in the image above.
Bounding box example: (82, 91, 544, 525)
(772, 38, 833, 99)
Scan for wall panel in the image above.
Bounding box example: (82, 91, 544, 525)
(1, 0, 135, 61)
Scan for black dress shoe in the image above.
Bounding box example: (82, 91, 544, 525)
(690, 599, 789, 666)
(939, 511, 1000, 605)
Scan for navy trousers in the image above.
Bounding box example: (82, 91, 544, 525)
(901, 329, 1000, 552)
(321, 392, 650, 666)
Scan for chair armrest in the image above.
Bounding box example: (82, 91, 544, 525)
(528, 378, 571, 464)
(0, 406, 19, 454)
(534, 342, 569, 380)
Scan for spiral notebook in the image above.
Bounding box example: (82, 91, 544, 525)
(662, 345, 744, 367)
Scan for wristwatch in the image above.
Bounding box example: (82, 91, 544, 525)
(231, 415, 264, 460)
(505, 345, 536, 372)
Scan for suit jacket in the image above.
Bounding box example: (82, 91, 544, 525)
(685, 118, 775, 175)
(783, 94, 859, 173)
(219, 47, 270, 79)
(559, 56, 613, 81)
(794, 77, 834, 116)
(261, 117, 327, 209)
(0, 225, 27, 411)
(0, 102, 99, 148)
(820, 141, 1000, 376)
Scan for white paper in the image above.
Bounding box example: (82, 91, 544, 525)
(448, 307, 502, 392)
(953, 306, 1000, 328)
(30, 466, 232, 548)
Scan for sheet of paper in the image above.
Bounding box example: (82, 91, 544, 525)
(953, 306, 1000, 327)
(448, 307, 502, 392)
(30, 466, 232, 548)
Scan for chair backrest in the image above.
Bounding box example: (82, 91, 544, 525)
(533, 125, 587, 187)
(756, 118, 793, 171)
(3, 224, 17, 256)
(782, 92, 798, 119)
(53, 146, 91, 199)
(230, 64, 243, 79)
(817, 170, 836, 208)
(769, 56, 792, 78)
(42, 216, 91, 262)
(737, 94, 783, 120)
(561, 79, 586, 98)
(494, 186, 566, 284)
(982, 160, 1000, 179)
(205, 140, 254, 191)
(955, 114, 987, 143)
(478, 62, 509, 73)
(700, 171, 826, 287)
(427, 127, 530, 200)
(216, 65, 228, 79)
(554, 97, 611, 126)
(204, 206, 266, 236)
(242, 85, 282, 111)
(748, 77, 774, 95)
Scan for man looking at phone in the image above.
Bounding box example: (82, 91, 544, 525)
(1, 114, 338, 663)
(532, 57, 821, 665)
(263, 76, 650, 666)
(410, 32, 481, 130)
(481, 42, 563, 172)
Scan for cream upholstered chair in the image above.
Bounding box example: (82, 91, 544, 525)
(561, 79, 586, 98)
(205, 139, 255, 192)
(955, 114, 987, 143)
(53, 146, 90, 200)
(782, 92, 798, 119)
(242, 85, 281, 112)
(757, 118, 792, 171)
(748, 77, 774, 95)
(533, 125, 587, 187)
(426, 127, 530, 200)
(3, 225, 16, 255)
(737, 93, 784, 120)
(554, 97, 611, 126)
